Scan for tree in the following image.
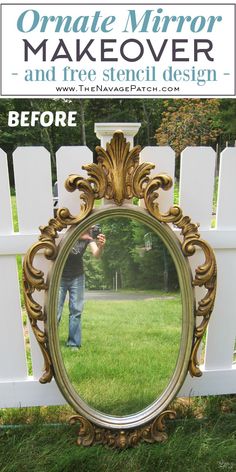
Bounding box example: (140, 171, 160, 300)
(0, 99, 44, 187)
(155, 99, 222, 159)
(131, 220, 178, 291)
(218, 99, 236, 147)
(100, 217, 138, 289)
(83, 217, 179, 291)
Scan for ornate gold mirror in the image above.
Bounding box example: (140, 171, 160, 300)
(23, 132, 217, 448)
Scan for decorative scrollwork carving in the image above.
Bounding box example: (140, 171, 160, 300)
(95, 131, 141, 204)
(23, 203, 94, 383)
(70, 410, 176, 448)
(142, 179, 217, 377)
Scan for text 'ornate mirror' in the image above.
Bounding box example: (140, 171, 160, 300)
(23, 132, 217, 448)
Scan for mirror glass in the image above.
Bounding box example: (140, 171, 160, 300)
(57, 215, 182, 416)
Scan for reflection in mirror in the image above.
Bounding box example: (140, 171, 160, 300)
(57, 216, 182, 416)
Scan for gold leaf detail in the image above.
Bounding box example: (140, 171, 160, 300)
(70, 411, 175, 449)
(95, 131, 141, 204)
(23, 197, 93, 383)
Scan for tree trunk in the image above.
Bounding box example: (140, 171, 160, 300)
(163, 247, 169, 292)
(79, 100, 86, 145)
(142, 101, 151, 145)
(42, 128, 56, 165)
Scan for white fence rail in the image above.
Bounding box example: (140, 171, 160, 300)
(0, 123, 235, 408)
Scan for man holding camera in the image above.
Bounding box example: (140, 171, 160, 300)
(57, 225, 106, 348)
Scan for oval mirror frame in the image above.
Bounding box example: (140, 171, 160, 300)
(23, 131, 217, 448)
(47, 206, 194, 426)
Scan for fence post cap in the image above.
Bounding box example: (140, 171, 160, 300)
(94, 122, 141, 143)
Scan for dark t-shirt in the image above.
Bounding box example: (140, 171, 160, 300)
(62, 239, 91, 278)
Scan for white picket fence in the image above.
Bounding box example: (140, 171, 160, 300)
(0, 122, 236, 408)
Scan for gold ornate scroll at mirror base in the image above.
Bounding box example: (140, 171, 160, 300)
(70, 411, 176, 448)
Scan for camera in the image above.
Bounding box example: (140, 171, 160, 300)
(90, 224, 102, 239)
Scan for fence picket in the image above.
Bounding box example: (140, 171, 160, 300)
(141, 146, 175, 212)
(13, 147, 53, 230)
(56, 146, 93, 216)
(0, 150, 13, 232)
(178, 147, 216, 369)
(0, 150, 27, 380)
(204, 148, 236, 370)
(13, 147, 53, 379)
(216, 148, 236, 228)
(179, 147, 216, 228)
(204, 250, 236, 370)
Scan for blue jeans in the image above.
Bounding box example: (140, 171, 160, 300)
(57, 274, 85, 347)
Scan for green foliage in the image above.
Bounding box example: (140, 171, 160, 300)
(0, 98, 165, 186)
(131, 220, 178, 291)
(219, 99, 236, 144)
(83, 251, 104, 290)
(84, 217, 178, 291)
(155, 99, 222, 158)
(3, 98, 235, 157)
(99, 217, 138, 289)
(11, 196, 18, 232)
(1, 98, 236, 188)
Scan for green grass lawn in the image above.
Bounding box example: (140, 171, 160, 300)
(0, 403, 235, 472)
(11, 195, 18, 232)
(59, 296, 182, 415)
